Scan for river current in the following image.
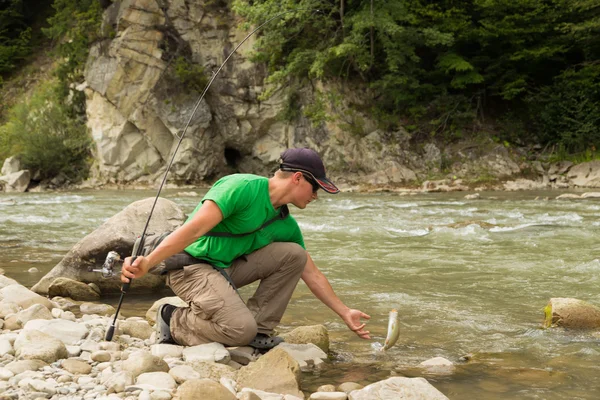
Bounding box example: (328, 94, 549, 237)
(1, 188, 600, 399)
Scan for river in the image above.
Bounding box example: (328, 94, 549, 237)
(1, 188, 600, 399)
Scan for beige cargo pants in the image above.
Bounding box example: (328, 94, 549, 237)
(166, 242, 307, 347)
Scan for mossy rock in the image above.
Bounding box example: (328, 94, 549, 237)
(544, 298, 600, 329)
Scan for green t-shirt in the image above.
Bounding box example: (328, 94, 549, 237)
(184, 174, 305, 268)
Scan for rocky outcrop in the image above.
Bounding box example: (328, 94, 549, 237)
(568, 161, 600, 187)
(80, 0, 535, 189)
(31, 197, 185, 295)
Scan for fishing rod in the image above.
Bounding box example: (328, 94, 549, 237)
(103, 7, 320, 342)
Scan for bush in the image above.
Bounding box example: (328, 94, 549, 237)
(0, 81, 91, 180)
(529, 64, 600, 153)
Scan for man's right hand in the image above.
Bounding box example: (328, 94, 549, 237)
(120, 256, 150, 283)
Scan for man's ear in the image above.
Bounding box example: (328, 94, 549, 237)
(293, 171, 303, 184)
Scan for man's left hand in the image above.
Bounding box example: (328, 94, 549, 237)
(343, 309, 371, 339)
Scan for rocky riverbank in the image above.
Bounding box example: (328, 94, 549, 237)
(0, 271, 449, 400)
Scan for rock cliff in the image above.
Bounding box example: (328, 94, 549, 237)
(79, 0, 595, 191)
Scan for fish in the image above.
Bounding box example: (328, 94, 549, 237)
(381, 309, 400, 351)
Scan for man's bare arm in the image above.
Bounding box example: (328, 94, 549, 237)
(301, 253, 371, 339)
(121, 200, 223, 283)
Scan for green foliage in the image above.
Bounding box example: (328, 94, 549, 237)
(173, 56, 208, 93)
(42, 0, 103, 98)
(0, 81, 92, 180)
(0, 0, 36, 82)
(302, 91, 330, 127)
(232, 0, 600, 153)
(529, 63, 600, 153)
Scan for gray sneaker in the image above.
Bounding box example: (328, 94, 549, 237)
(156, 304, 176, 344)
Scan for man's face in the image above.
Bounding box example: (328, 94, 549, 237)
(292, 171, 319, 209)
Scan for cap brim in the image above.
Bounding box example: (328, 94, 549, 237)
(316, 177, 340, 194)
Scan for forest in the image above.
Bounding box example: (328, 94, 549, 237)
(0, 0, 599, 180)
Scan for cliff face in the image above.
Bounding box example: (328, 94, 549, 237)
(82, 0, 527, 189)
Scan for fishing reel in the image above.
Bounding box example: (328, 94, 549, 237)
(89, 236, 145, 279)
(89, 251, 122, 279)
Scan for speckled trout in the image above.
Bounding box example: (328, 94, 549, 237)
(381, 309, 400, 351)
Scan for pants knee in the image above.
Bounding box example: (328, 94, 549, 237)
(283, 242, 308, 272)
(225, 311, 257, 346)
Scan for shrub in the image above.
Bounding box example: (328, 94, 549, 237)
(0, 81, 91, 180)
(529, 64, 600, 153)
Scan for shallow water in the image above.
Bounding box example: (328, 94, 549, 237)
(1, 188, 600, 399)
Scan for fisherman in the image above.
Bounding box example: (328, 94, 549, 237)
(121, 148, 371, 349)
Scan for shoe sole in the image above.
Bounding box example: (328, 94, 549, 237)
(155, 304, 173, 344)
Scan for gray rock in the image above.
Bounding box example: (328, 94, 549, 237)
(188, 360, 237, 381)
(309, 392, 348, 400)
(317, 385, 336, 392)
(48, 278, 101, 301)
(236, 348, 302, 398)
(276, 343, 328, 372)
(337, 382, 363, 393)
(62, 359, 92, 375)
(168, 365, 200, 384)
(418, 357, 455, 375)
(0, 284, 53, 310)
(348, 377, 448, 400)
(119, 319, 154, 340)
(14, 330, 68, 363)
(136, 371, 176, 391)
(0, 339, 14, 357)
(90, 351, 112, 363)
(0, 170, 30, 192)
(121, 350, 169, 378)
(174, 378, 236, 400)
(104, 371, 134, 394)
(80, 303, 115, 316)
(32, 197, 185, 295)
(13, 304, 53, 327)
(0, 276, 19, 290)
(568, 161, 600, 187)
(227, 346, 257, 366)
(183, 342, 230, 364)
(545, 297, 600, 329)
(23, 319, 89, 346)
(151, 343, 183, 359)
(281, 325, 330, 353)
(1, 157, 21, 176)
(4, 359, 47, 375)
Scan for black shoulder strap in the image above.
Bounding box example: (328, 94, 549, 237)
(204, 205, 290, 238)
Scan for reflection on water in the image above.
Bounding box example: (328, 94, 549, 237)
(2, 188, 600, 399)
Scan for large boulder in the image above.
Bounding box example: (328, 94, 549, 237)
(1, 156, 21, 175)
(544, 298, 600, 329)
(568, 161, 600, 187)
(32, 197, 185, 295)
(0, 170, 30, 192)
(236, 347, 302, 398)
(348, 377, 449, 400)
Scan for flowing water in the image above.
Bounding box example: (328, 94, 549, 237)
(1, 188, 600, 399)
